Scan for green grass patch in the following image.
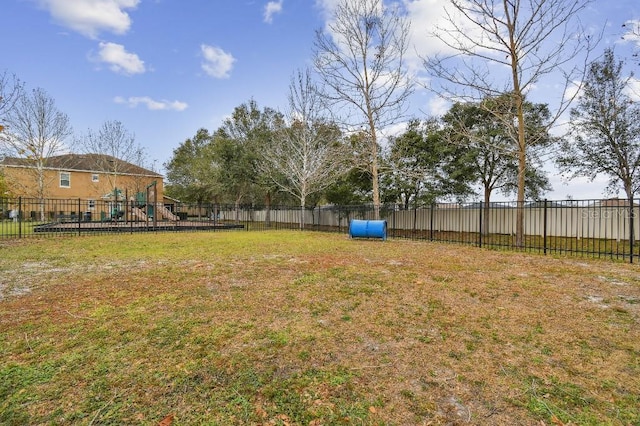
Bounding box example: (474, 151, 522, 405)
(1, 231, 639, 424)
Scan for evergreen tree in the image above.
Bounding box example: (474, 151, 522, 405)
(557, 48, 640, 201)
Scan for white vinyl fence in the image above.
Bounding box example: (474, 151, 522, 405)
(219, 203, 640, 241)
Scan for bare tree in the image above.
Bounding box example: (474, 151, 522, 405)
(0, 70, 24, 133)
(424, 0, 596, 246)
(77, 120, 147, 197)
(314, 0, 414, 219)
(0, 71, 23, 198)
(259, 69, 348, 229)
(1, 87, 72, 213)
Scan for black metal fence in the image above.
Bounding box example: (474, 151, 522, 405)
(1, 197, 638, 262)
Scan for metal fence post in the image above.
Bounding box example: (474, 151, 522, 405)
(478, 201, 483, 248)
(630, 196, 635, 264)
(543, 199, 548, 256)
(78, 198, 81, 235)
(429, 204, 434, 241)
(18, 197, 22, 239)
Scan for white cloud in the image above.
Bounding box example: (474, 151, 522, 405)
(405, 0, 486, 68)
(315, 0, 459, 75)
(95, 42, 145, 75)
(426, 95, 450, 117)
(264, 0, 284, 24)
(114, 96, 188, 111)
(549, 173, 611, 200)
(382, 121, 408, 138)
(36, 0, 139, 39)
(563, 80, 583, 103)
(200, 44, 236, 79)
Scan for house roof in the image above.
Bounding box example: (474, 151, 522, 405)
(1, 154, 162, 177)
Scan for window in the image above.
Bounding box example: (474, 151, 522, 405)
(60, 172, 70, 188)
(88, 200, 96, 210)
(92, 174, 99, 182)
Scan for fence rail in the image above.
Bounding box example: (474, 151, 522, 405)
(1, 197, 638, 262)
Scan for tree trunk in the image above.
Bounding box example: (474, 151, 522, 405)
(300, 195, 306, 230)
(625, 182, 635, 263)
(36, 164, 46, 221)
(516, 135, 526, 248)
(511, 70, 526, 248)
(265, 191, 271, 228)
(370, 118, 381, 220)
(506, 4, 527, 249)
(234, 198, 241, 223)
(483, 189, 491, 236)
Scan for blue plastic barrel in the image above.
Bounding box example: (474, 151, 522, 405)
(349, 219, 387, 240)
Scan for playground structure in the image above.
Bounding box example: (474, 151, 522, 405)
(127, 203, 179, 222)
(99, 181, 179, 224)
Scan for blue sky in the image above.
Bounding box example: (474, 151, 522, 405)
(2, 0, 640, 200)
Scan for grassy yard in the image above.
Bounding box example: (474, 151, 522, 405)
(1, 231, 639, 425)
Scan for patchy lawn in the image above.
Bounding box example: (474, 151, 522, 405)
(0, 231, 639, 425)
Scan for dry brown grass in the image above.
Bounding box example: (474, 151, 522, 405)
(0, 231, 639, 425)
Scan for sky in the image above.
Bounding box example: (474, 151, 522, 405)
(2, 0, 640, 201)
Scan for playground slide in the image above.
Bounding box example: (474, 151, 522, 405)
(156, 204, 179, 221)
(130, 207, 148, 221)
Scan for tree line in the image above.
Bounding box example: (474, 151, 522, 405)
(1, 0, 639, 241)
(164, 46, 639, 229)
(164, 0, 639, 242)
